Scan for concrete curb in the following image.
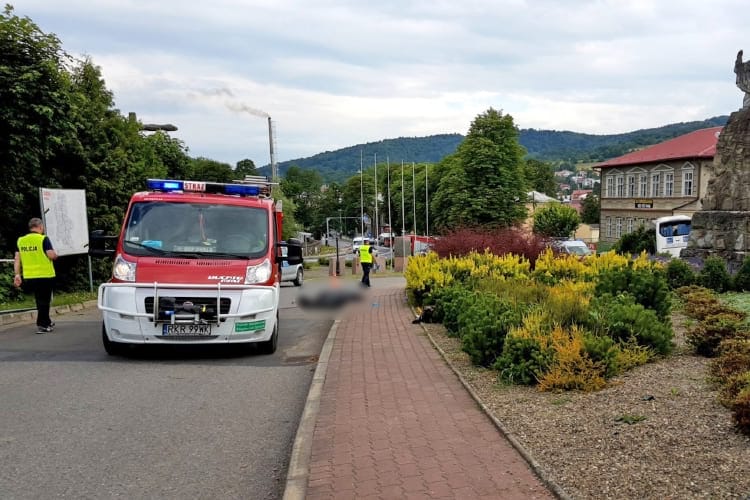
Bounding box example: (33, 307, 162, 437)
(282, 319, 339, 500)
(0, 299, 99, 328)
(411, 301, 573, 500)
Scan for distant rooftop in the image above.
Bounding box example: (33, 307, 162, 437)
(596, 126, 723, 168)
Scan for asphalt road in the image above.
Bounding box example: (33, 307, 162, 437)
(0, 282, 332, 500)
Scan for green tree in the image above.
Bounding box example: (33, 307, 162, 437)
(280, 165, 323, 231)
(340, 171, 375, 236)
(235, 158, 258, 178)
(0, 5, 74, 250)
(314, 182, 344, 238)
(580, 194, 600, 224)
(431, 155, 472, 231)
(431, 108, 528, 231)
(145, 131, 191, 179)
(532, 203, 580, 238)
(273, 189, 299, 241)
(188, 157, 234, 182)
(523, 158, 557, 197)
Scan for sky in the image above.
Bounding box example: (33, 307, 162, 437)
(16, 0, 750, 167)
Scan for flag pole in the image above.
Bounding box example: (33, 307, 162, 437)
(412, 162, 417, 237)
(387, 156, 392, 270)
(374, 153, 378, 242)
(360, 150, 364, 238)
(425, 163, 429, 240)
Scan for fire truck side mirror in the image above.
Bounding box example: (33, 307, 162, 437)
(89, 229, 117, 257)
(279, 238, 303, 266)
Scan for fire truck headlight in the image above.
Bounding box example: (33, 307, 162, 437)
(113, 254, 136, 282)
(245, 259, 272, 284)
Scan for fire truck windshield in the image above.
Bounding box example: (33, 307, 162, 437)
(122, 202, 269, 258)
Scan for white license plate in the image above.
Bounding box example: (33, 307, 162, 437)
(162, 324, 212, 336)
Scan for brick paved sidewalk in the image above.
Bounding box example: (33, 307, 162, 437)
(298, 286, 556, 499)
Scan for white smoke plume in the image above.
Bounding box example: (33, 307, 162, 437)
(224, 102, 269, 118)
(189, 88, 269, 118)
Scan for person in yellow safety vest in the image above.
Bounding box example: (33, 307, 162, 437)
(14, 218, 58, 334)
(357, 237, 375, 287)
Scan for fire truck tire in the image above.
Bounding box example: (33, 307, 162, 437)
(102, 323, 124, 356)
(293, 268, 303, 287)
(258, 315, 279, 355)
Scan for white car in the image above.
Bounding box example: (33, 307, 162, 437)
(555, 240, 593, 256)
(352, 236, 365, 253)
(281, 261, 304, 286)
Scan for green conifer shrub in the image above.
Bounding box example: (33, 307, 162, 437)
(698, 256, 731, 293)
(458, 293, 526, 366)
(665, 258, 695, 289)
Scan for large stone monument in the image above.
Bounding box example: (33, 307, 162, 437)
(682, 50, 750, 268)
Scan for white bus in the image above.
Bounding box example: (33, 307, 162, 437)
(654, 215, 691, 257)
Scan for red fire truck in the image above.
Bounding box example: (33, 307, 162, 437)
(89, 177, 302, 356)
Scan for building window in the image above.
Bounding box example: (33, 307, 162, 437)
(606, 217, 612, 238)
(651, 173, 661, 197)
(626, 217, 634, 233)
(615, 217, 622, 238)
(639, 174, 648, 197)
(627, 175, 635, 197)
(606, 176, 615, 197)
(683, 170, 694, 196)
(616, 175, 625, 197)
(665, 172, 674, 197)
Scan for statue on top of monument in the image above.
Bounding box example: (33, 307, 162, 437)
(735, 49, 750, 109)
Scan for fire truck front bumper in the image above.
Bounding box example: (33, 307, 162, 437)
(98, 282, 279, 345)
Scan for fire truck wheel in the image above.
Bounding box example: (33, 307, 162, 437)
(293, 268, 303, 287)
(102, 323, 124, 356)
(258, 315, 279, 355)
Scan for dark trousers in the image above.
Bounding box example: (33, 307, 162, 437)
(24, 278, 54, 327)
(361, 262, 372, 287)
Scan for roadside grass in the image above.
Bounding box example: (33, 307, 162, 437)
(718, 292, 750, 317)
(0, 291, 97, 312)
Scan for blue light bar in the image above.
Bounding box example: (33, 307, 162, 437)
(147, 179, 183, 191)
(147, 178, 269, 196)
(225, 184, 260, 196)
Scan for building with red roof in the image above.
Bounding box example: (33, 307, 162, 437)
(569, 189, 593, 213)
(594, 126, 722, 244)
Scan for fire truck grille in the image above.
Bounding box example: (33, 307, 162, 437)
(145, 296, 231, 321)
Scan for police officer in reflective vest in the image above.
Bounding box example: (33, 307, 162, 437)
(14, 218, 58, 334)
(357, 237, 375, 287)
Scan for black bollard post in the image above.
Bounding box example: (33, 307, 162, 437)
(335, 237, 341, 276)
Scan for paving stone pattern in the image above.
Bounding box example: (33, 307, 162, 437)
(306, 287, 555, 499)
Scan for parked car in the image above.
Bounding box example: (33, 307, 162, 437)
(280, 242, 304, 286)
(554, 239, 593, 256)
(352, 236, 365, 253)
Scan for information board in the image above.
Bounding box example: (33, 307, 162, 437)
(39, 188, 89, 256)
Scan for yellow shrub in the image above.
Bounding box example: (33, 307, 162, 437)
(405, 253, 453, 305)
(475, 276, 547, 306)
(508, 310, 552, 345)
(544, 280, 594, 326)
(614, 340, 653, 371)
(586, 251, 632, 275)
(534, 248, 590, 282)
(537, 324, 608, 392)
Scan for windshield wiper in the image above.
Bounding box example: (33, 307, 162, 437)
(179, 251, 251, 260)
(125, 241, 169, 255)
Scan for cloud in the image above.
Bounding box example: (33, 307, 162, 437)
(17, 0, 750, 166)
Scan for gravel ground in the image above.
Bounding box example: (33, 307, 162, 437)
(420, 312, 750, 500)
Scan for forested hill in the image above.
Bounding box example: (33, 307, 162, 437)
(521, 115, 728, 163)
(270, 134, 464, 182)
(264, 115, 728, 183)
